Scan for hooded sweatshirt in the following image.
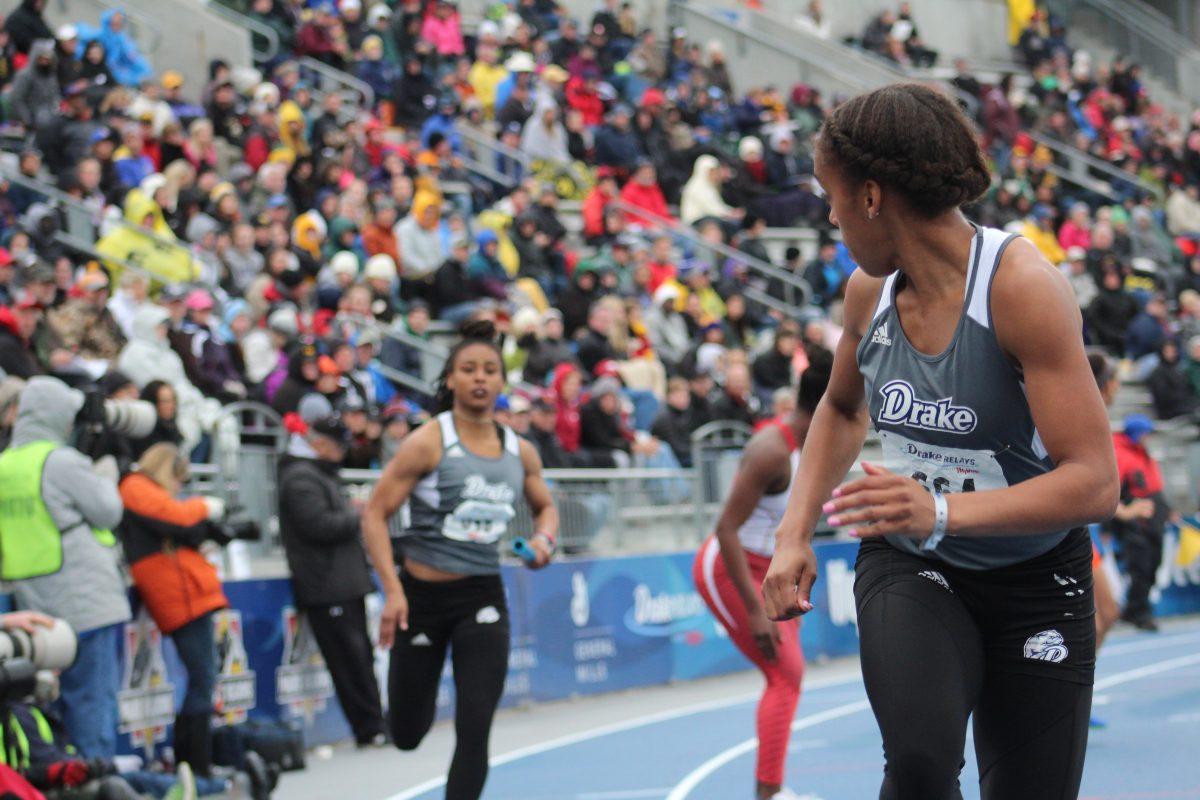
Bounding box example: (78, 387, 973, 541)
(394, 193, 443, 278)
(75, 8, 152, 86)
(9, 377, 129, 633)
(552, 363, 582, 452)
(8, 39, 59, 128)
(117, 305, 210, 452)
(680, 154, 736, 226)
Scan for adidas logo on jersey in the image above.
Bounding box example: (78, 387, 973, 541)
(870, 324, 893, 346)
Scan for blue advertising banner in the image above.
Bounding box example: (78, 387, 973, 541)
(111, 536, 1200, 753)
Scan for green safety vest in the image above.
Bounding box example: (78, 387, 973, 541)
(0, 441, 115, 581)
(0, 706, 59, 769)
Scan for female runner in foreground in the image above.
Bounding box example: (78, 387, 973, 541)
(762, 84, 1119, 799)
(693, 351, 832, 800)
(363, 320, 559, 800)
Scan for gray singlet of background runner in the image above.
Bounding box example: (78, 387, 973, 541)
(396, 411, 526, 575)
(855, 224, 1068, 569)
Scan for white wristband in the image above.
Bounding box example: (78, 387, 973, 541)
(922, 492, 949, 551)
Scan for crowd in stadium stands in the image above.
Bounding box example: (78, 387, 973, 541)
(0, 0, 1195, 474)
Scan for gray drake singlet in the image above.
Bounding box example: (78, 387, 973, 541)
(855, 224, 1067, 569)
(396, 411, 526, 576)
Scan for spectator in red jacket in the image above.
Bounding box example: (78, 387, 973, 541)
(1112, 414, 1173, 632)
(583, 167, 619, 243)
(565, 70, 605, 127)
(552, 362, 583, 453)
(621, 161, 674, 227)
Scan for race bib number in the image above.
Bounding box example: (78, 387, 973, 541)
(879, 431, 1009, 495)
(441, 499, 516, 544)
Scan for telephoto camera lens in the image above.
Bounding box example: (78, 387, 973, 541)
(103, 399, 157, 438)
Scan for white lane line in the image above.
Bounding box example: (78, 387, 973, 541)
(663, 700, 872, 800)
(1100, 631, 1200, 657)
(383, 673, 864, 800)
(577, 790, 672, 799)
(665, 645, 1200, 800)
(1094, 652, 1200, 690)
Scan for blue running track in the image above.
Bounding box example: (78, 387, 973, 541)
(388, 618, 1200, 800)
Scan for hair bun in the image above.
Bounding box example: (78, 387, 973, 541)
(458, 319, 498, 341)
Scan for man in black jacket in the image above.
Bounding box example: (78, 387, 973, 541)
(277, 416, 385, 747)
(576, 301, 619, 376)
(651, 377, 695, 467)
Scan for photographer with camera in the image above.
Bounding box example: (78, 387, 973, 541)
(0, 377, 128, 760)
(0, 611, 247, 799)
(117, 443, 268, 797)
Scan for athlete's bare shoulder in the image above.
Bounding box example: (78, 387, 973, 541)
(384, 415, 443, 477)
(842, 268, 888, 341)
(991, 235, 1082, 357)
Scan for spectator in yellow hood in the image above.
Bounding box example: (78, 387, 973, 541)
(292, 209, 327, 261)
(277, 99, 311, 160)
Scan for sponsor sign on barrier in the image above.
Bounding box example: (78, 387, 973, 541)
(114, 538, 1200, 753)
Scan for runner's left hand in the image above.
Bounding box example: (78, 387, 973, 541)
(823, 462, 936, 539)
(527, 536, 553, 569)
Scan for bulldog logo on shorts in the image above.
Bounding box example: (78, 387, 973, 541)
(1023, 629, 1069, 663)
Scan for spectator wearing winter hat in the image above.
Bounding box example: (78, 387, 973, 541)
(363, 254, 398, 322)
(277, 411, 386, 746)
(395, 192, 444, 294)
(46, 268, 126, 362)
(184, 290, 246, 403)
(467, 229, 511, 301)
(646, 283, 690, 372)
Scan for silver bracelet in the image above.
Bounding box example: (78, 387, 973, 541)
(921, 492, 950, 551)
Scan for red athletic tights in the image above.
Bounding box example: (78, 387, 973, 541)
(693, 536, 804, 786)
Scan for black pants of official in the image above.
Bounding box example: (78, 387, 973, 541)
(854, 531, 1096, 800)
(303, 598, 386, 745)
(390, 571, 509, 800)
(1120, 523, 1164, 623)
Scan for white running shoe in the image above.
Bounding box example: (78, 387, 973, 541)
(769, 790, 825, 800)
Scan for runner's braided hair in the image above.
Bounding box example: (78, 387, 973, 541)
(819, 83, 991, 217)
(433, 319, 503, 413)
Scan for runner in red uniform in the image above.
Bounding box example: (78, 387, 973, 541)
(692, 352, 832, 800)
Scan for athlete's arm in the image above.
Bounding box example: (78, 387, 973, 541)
(363, 422, 441, 646)
(826, 239, 1119, 538)
(713, 433, 789, 659)
(761, 270, 877, 621)
(519, 438, 558, 569)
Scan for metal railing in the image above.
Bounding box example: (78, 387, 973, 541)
(0, 168, 194, 284)
(203, 0, 280, 63)
(298, 56, 375, 110)
(455, 119, 814, 314)
(606, 197, 811, 309)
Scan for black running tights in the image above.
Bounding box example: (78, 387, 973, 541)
(855, 538, 1094, 800)
(389, 572, 509, 800)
